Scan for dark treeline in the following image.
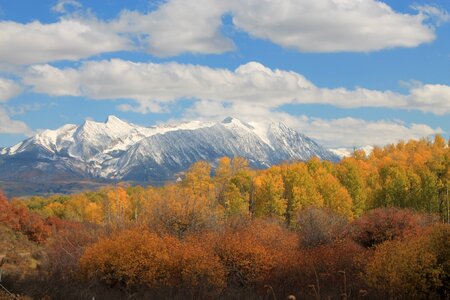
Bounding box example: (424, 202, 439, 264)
(0, 135, 449, 299)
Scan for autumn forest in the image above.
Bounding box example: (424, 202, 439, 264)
(0, 136, 449, 299)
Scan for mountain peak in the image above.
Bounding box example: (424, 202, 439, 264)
(221, 117, 254, 130)
(105, 115, 127, 125)
(221, 117, 235, 123)
(269, 121, 290, 131)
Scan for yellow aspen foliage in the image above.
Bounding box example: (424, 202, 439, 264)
(63, 194, 89, 221)
(127, 185, 148, 222)
(222, 182, 249, 217)
(105, 187, 131, 225)
(183, 161, 214, 199)
(315, 168, 353, 219)
(216, 157, 232, 183)
(18, 135, 450, 223)
(253, 171, 287, 219)
(281, 163, 323, 227)
(42, 202, 65, 218)
(231, 156, 249, 174)
(148, 184, 223, 237)
(215, 157, 233, 206)
(335, 158, 368, 217)
(433, 134, 446, 149)
(84, 202, 103, 224)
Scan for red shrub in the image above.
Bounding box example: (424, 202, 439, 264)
(46, 222, 105, 281)
(350, 207, 437, 248)
(0, 191, 51, 243)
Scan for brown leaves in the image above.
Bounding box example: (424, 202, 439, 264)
(366, 224, 450, 299)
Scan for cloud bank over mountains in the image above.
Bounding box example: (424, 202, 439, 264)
(0, 0, 448, 148)
(22, 59, 442, 147)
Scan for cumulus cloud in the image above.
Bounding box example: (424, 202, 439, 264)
(112, 0, 436, 55)
(230, 0, 435, 53)
(0, 78, 21, 102)
(113, 0, 235, 57)
(23, 59, 450, 114)
(409, 84, 450, 115)
(0, 0, 440, 64)
(0, 18, 130, 65)
(23, 60, 315, 111)
(24, 64, 81, 96)
(0, 106, 32, 135)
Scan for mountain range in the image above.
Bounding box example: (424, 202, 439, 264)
(0, 116, 339, 195)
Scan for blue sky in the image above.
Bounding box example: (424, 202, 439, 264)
(0, 0, 449, 148)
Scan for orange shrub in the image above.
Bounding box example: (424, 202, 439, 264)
(80, 229, 172, 287)
(166, 235, 226, 296)
(366, 224, 450, 299)
(214, 225, 275, 287)
(79, 228, 226, 296)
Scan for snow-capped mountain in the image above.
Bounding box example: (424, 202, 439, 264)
(0, 116, 338, 183)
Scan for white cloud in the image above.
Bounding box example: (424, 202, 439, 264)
(52, 0, 82, 13)
(409, 84, 450, 115)
(0, 18, 130, 65)
(0, 0, 440, 64)
(24, 64, 80, 96)
(230, 0, 435, 53)
(113, 0, 235, 57)
(0, 78, 21, 102)
(24, 60, 315, 108)
(296, 117, 442, 148)
(112, 0, 435, 56)
(0, 106, 32, 135)
(23, 59, 450, 114)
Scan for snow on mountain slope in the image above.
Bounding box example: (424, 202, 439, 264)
(330, 145, 374, 158)
(0, 116, 339, 182)
(113, 119, 277, 181)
